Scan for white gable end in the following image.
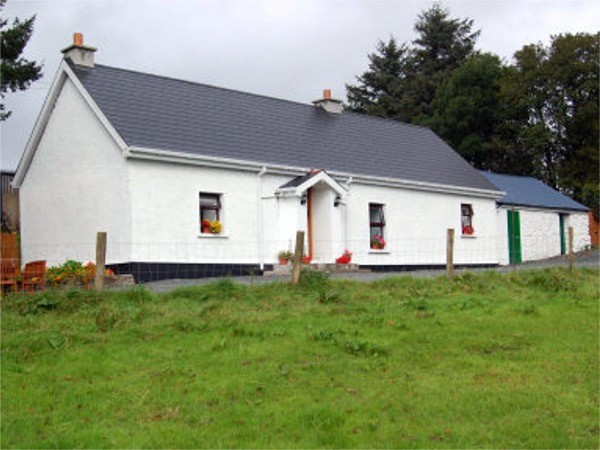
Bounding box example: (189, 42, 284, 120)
(19, 75, 132, 266)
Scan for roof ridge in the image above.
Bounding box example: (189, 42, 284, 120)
(82, 63, 429, 132)
(91, 63, 326, 110)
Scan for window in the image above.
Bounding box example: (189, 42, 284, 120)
(369, 203, 386, 249)
(461, 203, 474, 235)
(200, 193, 222, 234)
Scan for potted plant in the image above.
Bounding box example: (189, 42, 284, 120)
(278, 250, 293, 265)
(201, 219, 212, 234)
(301, 254, 312, 264)
(209, 220, 222, 234)
(336, 249, 352, 264)
(370, 234, 386, 250)
(462, 225, 474, 235)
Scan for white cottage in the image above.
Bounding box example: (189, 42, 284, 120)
(15, 35, 508, 282)
(480, 172, 590, 265)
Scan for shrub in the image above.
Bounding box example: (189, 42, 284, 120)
(46, 260, 114, 288)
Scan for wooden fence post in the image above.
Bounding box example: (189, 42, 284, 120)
(95, 232, 107, 291)
(568, 226, 574, 271)
(446, 228, 455, 278)
(291, 231, 305, 285)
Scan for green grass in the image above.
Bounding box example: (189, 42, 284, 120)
(1, 268, 598, 448)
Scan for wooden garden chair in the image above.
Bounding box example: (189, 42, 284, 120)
(21, 260, 47, 292)
(0, 259, 19, 294)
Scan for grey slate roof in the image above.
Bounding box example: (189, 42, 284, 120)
(70, 61, 499, 192)
(480, 171, 588, 211)
(279, 172, 321, 189)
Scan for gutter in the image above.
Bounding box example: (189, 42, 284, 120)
(497, 203, 589, 214)
(127, 146, 505, 200)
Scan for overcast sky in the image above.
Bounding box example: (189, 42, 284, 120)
(1, 0, 598, 171)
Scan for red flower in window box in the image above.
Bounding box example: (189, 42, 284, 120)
(370, 234, 386, 249)
(201, 219, 211, 234)
(462, 225, 474, 235)
(336, 249, 353, 264)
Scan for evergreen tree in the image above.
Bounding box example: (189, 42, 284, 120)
(345, 4, 480, 124)
(345, 37, 410, 120)
(408, 3, 480, 122)
(0, 0, 43, 121)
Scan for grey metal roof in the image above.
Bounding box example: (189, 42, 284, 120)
(70, 61, 499, 192)
(480, 171, 588, 211)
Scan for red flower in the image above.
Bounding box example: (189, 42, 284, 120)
(370, 234, 386, 249)
(336, 249, 352, 264)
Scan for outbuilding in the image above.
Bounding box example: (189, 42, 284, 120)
(480, 171, 590, 265)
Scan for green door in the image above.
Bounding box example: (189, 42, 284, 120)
(507, 210, 522, 264)
(559, 214, 566, 255)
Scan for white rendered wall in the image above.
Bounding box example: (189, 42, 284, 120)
(127, 166, 349, 265)
(497, 207, 509, 265)
(497, 207, 590, 265)
(568, 212, 591, 252)
(19, 78, 132, 266)
(128, 159, 264, 264)
(273, 192, 306, 258)
(520, 209, 562, 262)
(311, 183, 344, 263)
(343, 184, 499, 266)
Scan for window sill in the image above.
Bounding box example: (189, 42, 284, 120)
(461, 234, 476, 239)
(198, 233, 229, 239)
(369, 249, 390, 254)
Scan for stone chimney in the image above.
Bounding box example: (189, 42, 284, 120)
(61, 33, 96, 68)
(312, 89, 343, 114)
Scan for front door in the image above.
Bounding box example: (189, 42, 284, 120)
(559, 214, 566, 255)
(507, 210, 522, 264)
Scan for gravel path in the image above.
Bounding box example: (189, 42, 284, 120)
(143, 249, 599, 293)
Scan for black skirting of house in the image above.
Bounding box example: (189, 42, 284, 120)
(108, 262, 497, 284)
(108, 262, 272, 283)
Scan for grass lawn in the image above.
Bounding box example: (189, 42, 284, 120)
(1, 268, 598, 448)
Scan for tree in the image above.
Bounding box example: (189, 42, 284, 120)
(505, 33, 599, 201)
(345, 37, 410, 120)
(0, 0, 43, 121)
(582, 184, 599, 220)
(345, 4, 480, 124)
(546, 33, 599, 200)
(408, 3, 480, 122)
(425, 53, 506, 170)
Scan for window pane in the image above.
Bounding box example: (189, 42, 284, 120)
(461, 204, 472, 228)
(369, 204, 383, 223)
(370, 226, 383, 239)
(200, 195, 219, 208)
(201, 210, 218, 222)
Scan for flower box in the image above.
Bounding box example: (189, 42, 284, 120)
(370, 234, 386, 250)
(462, 225, 474, 235)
